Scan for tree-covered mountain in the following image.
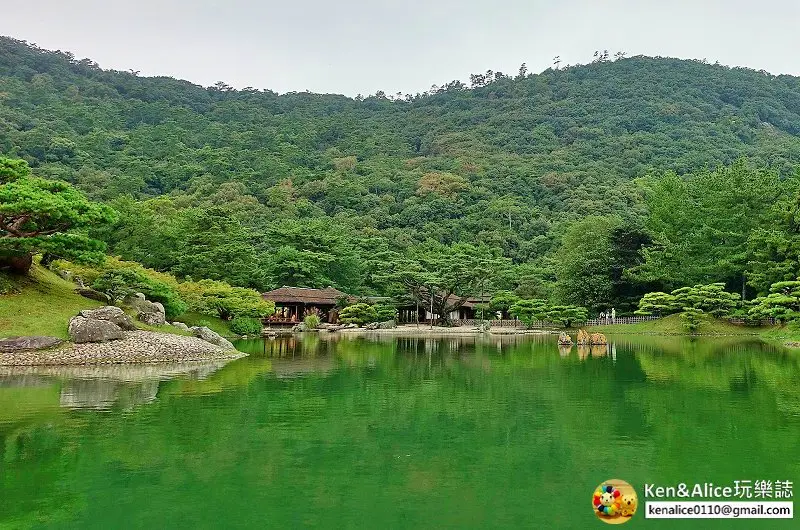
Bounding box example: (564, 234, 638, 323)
(2, 36, 800, 311)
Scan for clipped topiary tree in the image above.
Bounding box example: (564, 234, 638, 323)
(509, 299, 549, 329)
(373, 303, 397, 322)
(634, 291, 678, 316)
(338, 303, 378, 326)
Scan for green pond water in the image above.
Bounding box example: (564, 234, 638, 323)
(0, 334, 797, 529)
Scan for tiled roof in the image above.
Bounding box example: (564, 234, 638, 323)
(262, 286, 352, 305)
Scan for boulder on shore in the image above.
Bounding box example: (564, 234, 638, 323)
(365, 322, 379, 330)
(190, 326, 235, 351)
(69, 316, 125, 343)
(171, 322, 190, 331)
(124, 293, 166, 326)
(138, 311, 166, 326)
(378, 320, 397, 329)
(79, 306, 137, 331)
(0, 336, 63, 352)
(292, 323, 308, 332)
(76, 288, 112, 304)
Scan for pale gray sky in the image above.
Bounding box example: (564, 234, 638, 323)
(1, 0, 797, 96)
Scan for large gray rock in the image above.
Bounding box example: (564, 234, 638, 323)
(378, 320, 397, 329)
(69, 316, 125, 343)
(124, 293, 165, 315)
(79, 306, 137, 331)
(171, 321, 190, 331)
(76, 288, 112, 304)
(365, 322, 379, 330)
(291, 323, 308, 332)
(0, 336, 63, 352)
(138, 311, 165, 326)
(123, 293, 166, 326)
(190, 326, 235, 351)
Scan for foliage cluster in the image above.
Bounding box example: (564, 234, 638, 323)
(508, 299, 588, 328)
(5, 39, 800, 316)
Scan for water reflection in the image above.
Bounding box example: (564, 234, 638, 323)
(0, 360, 235, 411)
(0, 333, 798, 529)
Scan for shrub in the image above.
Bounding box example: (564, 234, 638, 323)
(373, 304, 397, 322)
(92, 268, 187, 319)
(91, 268, 146, 302)
(338, 303, 378, 326)
(176, 279, 274, 320)
(230, 316, 263, 335)
(681, 307, 704, 333)
(509, 299, 549, 328)
(304, 314, 321, 329)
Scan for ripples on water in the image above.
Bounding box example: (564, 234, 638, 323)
(0, 334, 797, 528)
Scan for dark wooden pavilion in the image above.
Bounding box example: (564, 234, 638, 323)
(262, 286, 353, 325)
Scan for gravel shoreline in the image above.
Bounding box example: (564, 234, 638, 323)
(0, 331, 245, 366)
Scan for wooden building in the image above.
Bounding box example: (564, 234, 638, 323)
(262, 286, 354, 325)
(397, 295, 492, 324)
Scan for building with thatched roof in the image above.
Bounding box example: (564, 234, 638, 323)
(262, 286, 353, 325)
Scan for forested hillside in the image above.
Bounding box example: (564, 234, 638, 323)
(3, 36, 800, 312)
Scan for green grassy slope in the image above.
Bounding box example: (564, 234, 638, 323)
(588, 313, 761, 336)
(0, 265, 103, 339)
(173, 311, 234, 338)
(0, 264, 195, 339)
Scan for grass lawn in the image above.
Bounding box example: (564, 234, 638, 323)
(0, 264, 193, 339)
(757, 325, 800, 348)
(589, 313, 762, 336)
(0, 264, 104, 339)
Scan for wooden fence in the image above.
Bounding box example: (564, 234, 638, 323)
(452, 315, 661, 328)
(451, 315, 774, 329)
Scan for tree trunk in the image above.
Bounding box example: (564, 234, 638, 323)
(0, 252, 33, 274)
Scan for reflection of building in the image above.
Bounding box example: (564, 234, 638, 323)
(262, 286, 354, 325)
(397, 295, 492, 324)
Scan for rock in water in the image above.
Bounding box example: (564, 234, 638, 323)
(0, 336, 63, 352)
(190, 326, 235, 351)
(79, 306, 137, 331)
(69, 316, 125, 343)
(576, 329, 590, 345)
(589, 332, 608, 345)
(557, 332, 573, 345)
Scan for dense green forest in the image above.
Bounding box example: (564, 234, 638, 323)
(3, 36, 800, 313)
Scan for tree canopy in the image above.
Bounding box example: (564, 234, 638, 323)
(0, 157, 115, 271)
(5, 38, 800, 314)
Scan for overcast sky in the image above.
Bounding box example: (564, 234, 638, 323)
(1, 0, 797, 96)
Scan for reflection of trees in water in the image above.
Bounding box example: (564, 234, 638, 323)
(2, 334, 799, 528)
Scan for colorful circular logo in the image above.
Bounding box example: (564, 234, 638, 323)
(592, 479, 637, 524)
